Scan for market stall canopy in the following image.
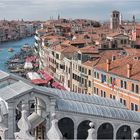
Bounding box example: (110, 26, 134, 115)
(57, 85, 66, 90)
(27, 72, 41, 80)
(24, 62, 33, 69)
(31, 79, 48, 85)
(38, 70, 53, 82)
(51, 82, 60, 88)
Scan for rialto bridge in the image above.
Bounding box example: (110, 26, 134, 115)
(0, 70, 140, 140)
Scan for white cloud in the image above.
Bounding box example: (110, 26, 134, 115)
(0, 0, 140, 21)
(0, 2, 6, 7)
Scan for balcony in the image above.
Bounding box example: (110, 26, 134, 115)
(78, 83, 87, 89)
(34, 42, 38, 47)
(34, 35, 40, 41)
(80, 72, 88, 78)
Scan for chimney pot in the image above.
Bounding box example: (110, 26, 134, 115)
(127, 64, 132, 78)
(106, 59, 111, 72)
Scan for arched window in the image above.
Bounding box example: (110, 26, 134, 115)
(116, 125, 131, 139)
(97, 123, 113, 139)
(77, 120, 91, 139)
(58, 117, 74, 139)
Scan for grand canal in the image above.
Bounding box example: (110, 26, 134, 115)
(0, 37, 34, 71)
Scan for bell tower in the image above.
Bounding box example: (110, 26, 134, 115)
(110, 10, 120, 30)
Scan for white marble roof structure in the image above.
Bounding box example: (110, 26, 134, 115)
(0, 70, 140, 123)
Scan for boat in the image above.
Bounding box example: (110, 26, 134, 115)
(8, 48, 14, 52)
(21, 44, 30, 51)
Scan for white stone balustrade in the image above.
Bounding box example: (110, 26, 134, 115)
(86, 122, 96, 140)
(14, 103, 35, 140)
(47, 113, 63, 140)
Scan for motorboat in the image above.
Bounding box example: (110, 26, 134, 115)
(8, 48, 14, 52)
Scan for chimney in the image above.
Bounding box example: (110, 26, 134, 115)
(106, 59, 111, 72)
(127, 64, 132, 78)
(112, 55, 116, 61)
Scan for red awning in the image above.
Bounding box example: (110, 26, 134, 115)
(57, 85, 66, 90)
(38, 70, 44, 74)
(45, 76, 53, 83)
(52, 82, 66, 90)
(38, 70, 53, 82)
(51, 82, 60, 88)
(31, 79, 48, 85)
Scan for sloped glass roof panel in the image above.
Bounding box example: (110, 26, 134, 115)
(0, 70, 9, 80)
(117, 109, 126, 120)
(81, 102, 89, 114)
(127, 111, 135, 121)
(56, 99, 140, 123)
(91, 105, 101, 116)
(109, 108, 117, 118)
(0, 81, 9, 89)
(94, 105, 104, 117)
(0, 81, 33, 101)
(39, 87, 125, 109)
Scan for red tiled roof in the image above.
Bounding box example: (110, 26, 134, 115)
(79, 45, 99, 54)
(70, 39, 86, 44)
(95, 55, 140, 81)
(53, 44, 77, 53)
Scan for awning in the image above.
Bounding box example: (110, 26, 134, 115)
(38, 70, 44, 74)
(38, 70, 53, 82)
(24, 62, 33, 69)
(31, 79, 48, 85)
(57, 85, 66, 90)
(27, 72, 41, 80)
(51, 82, 60, 88)
(52, 82, 66, 90)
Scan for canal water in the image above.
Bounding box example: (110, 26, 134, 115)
(0, 37, 35, 71)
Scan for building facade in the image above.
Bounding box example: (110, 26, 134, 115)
(94, 55, 140, 112)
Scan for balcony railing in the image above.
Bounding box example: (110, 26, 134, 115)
(34, 35, 40, 41)
(80, 72, 88, 78)
(79, 83, 87, 89)
(34, 42, 38, 47)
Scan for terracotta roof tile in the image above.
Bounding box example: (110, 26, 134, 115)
(79, 45, 99, 54)
(95, 55, 140, 81)
(52, 44, 77, 53)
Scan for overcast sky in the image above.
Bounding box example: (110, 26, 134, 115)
(0, 0, 140, 21)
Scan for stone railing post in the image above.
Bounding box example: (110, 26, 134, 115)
(47, 113, 63, 140)
(14, 102, 35, 140)
(86, 122, 96, 140)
